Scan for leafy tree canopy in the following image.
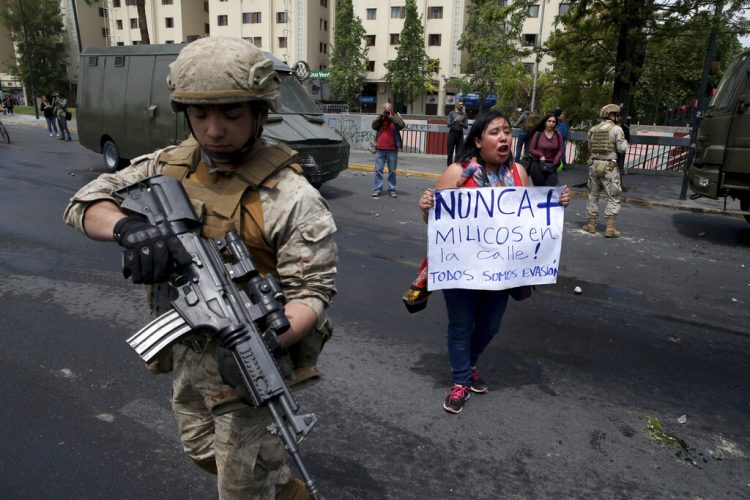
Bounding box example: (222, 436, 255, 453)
(456, 0, 533, 112)
(329, 0, 368, 109)
(384, 0, 438, 111)
(0, 0, 69, 97)
(546, 0, 749, 125)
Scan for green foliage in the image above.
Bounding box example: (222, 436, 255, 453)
(329, 0, 367, 109)
(457, 0, 532, 112)
(0, 0, 69, 96)
(384, 0, 437, 110)
(546, 0, 750, 126)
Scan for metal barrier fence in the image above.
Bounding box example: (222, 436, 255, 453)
(398, 128, 690, 172)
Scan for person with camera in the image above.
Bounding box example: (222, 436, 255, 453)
(52, 90, 73, 142)
(527, 112, 564, 187)
(446, 101, 468, 165)
(63, 37, 337, 499)
(371, 102, 405, 198)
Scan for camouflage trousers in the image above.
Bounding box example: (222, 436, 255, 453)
(171, 342, 290, 500)
(586, 160, 622, 218)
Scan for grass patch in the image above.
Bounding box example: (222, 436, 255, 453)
(644, 415, 698, 466)
(7, 105, 76, 119)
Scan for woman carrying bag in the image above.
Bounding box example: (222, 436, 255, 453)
(528, 112, 564, 187)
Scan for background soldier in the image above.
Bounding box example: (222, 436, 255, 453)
(63, 37, 337, 499)
(582, 104, 629, 238)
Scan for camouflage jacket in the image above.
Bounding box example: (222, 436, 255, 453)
(63, 143, 338, 323)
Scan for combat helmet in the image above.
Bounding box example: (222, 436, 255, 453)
(599, 103, 621, 119)
(167, 37, 281, 113)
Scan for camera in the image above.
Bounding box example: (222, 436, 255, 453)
(383, 110, 391, 116)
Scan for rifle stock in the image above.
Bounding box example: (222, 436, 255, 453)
(116, 175, 322, 499)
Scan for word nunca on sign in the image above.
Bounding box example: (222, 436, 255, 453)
(427, 186, 565, 292)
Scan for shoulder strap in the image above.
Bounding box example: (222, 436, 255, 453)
(511, 162, 523, 186)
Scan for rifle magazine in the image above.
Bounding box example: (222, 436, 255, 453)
(127, 309, 191, 362)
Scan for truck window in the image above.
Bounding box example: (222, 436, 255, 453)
(709, 53, 750, 111)
(278, 74, 322, 114)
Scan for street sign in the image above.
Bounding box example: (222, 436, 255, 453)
(310, 70, 330, 80)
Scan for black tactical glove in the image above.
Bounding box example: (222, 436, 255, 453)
(113, 215, 184, 284)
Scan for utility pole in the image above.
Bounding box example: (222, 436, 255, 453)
(530, 0, 547, 112)
(17, 0, 39, 119)
(679, 0, 723, 200)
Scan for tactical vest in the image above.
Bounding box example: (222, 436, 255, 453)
(157, 138, 301, 276)
(590, 122, 616, 158)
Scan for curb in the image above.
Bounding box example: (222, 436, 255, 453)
(348, 163, 745, 218)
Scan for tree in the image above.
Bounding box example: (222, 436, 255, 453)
(0, 0, 69, 97)
(456, 0, 532, 112)
(384, 0, 437, 112)
(329, 0, 367, 109)
(546, 0, 750, 125)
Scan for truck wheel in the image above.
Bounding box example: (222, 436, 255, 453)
(102, 140, 123, 172)
(740, 196, 750, 224)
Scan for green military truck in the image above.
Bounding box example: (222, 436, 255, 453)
(688, 49, 750, 222)
(77, 43, 348, 188)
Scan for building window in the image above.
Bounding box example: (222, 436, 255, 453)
(130, 18, 138, 29)
(252, 37, 262, 47)
(112, 0, 120, 7)
(528, 5, 539, 17)
(165, 17, 174, 28)
(523, 33, 537, 46)
(165, 40, 174, 44)
(427, 6, 443, 19)
(320, 0, 327, 7)
(390, 33, 400, 45)
(319, 42, 327, 54)
(162, 0, 173, 4)
(366, 60, 375, 72)
(217, 15, 228, 26)
(98, 7, 106, 17)
(559, 3, 571, 15)
(204, 1, 208, 12)
(366, 8, 376, 20)
(205, 23, 209, 33)
(187, 34, 200, 42)
(364, 35, 376, 46)
(523, 62, 534, 74)
(428, 34, 441, 46)
(276, 11, 288, 23)
(101, 27, 110, 37)
(116, 19, 123, 30)
(321, 19, 328, 31)
(126, 0, 136, 5)
(427, 59, 439, 73)
(278, 37, 287, 49)
(391, 6, 405, 19)
(243, 12, 261, 24)
(116, 41, 124, 46)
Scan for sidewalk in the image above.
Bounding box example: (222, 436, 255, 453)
(349, 150, 744, 218)
(1, 111, 78, 132)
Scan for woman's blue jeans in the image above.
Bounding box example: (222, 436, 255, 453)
(45, 116, 58, 134)
(442, 288, 510, 386)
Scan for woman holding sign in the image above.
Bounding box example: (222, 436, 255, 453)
(528, 112, 564, 187)
(419, 110, 570, 414)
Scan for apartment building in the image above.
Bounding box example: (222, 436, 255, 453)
(352, 0, 567, 115)
(103, 0, 209, 46)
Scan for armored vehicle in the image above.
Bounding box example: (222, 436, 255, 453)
(688, 49, 750, 221)
(77, 43, 348, 188)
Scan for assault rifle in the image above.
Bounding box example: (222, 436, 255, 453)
(114, 175, 321, 499)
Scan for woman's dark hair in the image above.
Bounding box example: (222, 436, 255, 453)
(456, 110, 512, 166)
(531, 112, 557, 136)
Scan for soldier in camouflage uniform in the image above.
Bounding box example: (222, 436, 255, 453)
(582, 104, 629, 238)
(63, 37, 337, 500)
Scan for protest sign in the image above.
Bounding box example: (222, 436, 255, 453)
(427, 186, 565, 291)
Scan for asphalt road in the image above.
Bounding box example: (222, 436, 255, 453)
(0, 123, 748, 499)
